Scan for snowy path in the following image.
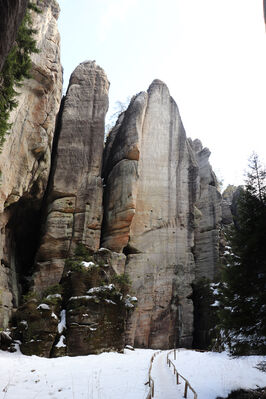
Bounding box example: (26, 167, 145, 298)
(151, 351, 185, 399)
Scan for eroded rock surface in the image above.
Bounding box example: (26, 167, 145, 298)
(102, 80, 200, 349)
(0, 0, 62, 328)
(33, 61, 109, 293)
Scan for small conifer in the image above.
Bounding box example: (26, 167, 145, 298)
(217, 154, 266, 355)
(0, 2, 40, 149)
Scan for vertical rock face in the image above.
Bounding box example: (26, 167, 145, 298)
(33, 61, 109, 292)
(102, 80, 199, 349)
(192, 139, 222, 281)
(0, 0, 29, 72)
(0, 0, 62, 210)
(0, 0, 62, 328)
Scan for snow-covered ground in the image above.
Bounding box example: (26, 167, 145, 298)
(169, 349, 266, 399)
(0, 347, 154, 399)
(0, 347, 265, 399)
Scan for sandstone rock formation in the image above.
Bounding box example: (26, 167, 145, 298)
(221, 184, 238, 224)
(62, 248, 128, 357)
(0, 0, 62, 328)
(102, 80, 201, 349)
(192, 139, 222, 280)
(33, 61, 109, 293)
(0, 13, 227, 353)
(13, 247, 132, 357)
(0, 0, 28, 72)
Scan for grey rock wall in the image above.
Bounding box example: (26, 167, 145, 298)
(102, 80, 201, 349)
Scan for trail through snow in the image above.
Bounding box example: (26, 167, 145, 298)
(151, 352, 186, 399)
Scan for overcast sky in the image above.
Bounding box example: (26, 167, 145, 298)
(57, 0, 266, 189)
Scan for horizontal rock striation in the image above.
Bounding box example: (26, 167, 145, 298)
(33, 61, 109, 293)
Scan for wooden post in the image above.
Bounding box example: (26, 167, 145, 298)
(152, 382, 154, 398)
(176, 372, 179, 384)
(184, 382, 188, 398)
(174, 349, 176, 360)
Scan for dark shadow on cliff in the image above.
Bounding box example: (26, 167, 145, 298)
(6, 195, 42, 295)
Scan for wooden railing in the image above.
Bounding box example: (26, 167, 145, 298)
(146, 351, 161, 399)
(166, 350, 198, 399)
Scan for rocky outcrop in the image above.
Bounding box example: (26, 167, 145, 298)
(33, 61, 109, 293)
(63, 249, 128, 357)
(13, 247, 133, 357)
(102, 80, 200, 349)
(0, 0, 62, 328)
(222, 184, 240, 224)
(192, 139, 222, 281)
(15, 298, 60, 357)
(0, 0, 29, 72)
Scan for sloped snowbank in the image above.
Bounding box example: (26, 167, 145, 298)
(169, 349, 266, 399)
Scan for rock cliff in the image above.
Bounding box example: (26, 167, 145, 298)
(0, 0, 29, 72)
(0, 1, 227, 353)
(33, 61, 109, 293)
(0, 0, 62, 328)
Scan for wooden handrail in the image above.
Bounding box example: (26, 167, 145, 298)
(146, 351, 161, 399)
(166, 350, 198, 399)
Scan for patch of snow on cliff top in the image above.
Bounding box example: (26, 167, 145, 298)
(81, 261, 95, 268)
(87, 284, 115, 294)
(36, 303, 50, 310)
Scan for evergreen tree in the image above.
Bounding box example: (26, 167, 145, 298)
(217, 154, 266, 355)
(0, 2, 40, 149)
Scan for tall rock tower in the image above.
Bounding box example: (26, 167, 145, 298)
(102, 80, 201, 348)
(33, 61, 109, 292)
